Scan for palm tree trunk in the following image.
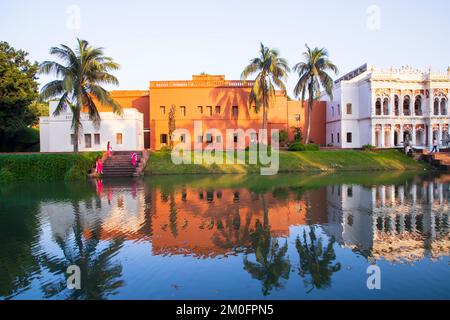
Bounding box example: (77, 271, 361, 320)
(73, 122, 79, 153)
(305, 84, 314, 144)
(261, 77, 268, 144)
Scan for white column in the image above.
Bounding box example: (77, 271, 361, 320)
(412, 125, 416, 146)
(380, 124, 385, 147)
(399, 95, 404, 116)
(371, 124, 376, 146)
(438, 123, 442, 149)
(400, 125, 404, 145)
(428, 124, 433, 149)
(390, 127, 395, 147)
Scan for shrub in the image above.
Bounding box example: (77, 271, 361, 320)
(0, 152, 100, 182)
(292, 127, 303, 142)
(288, 143, 319, 151)
(279, 130, 288, 145)
(0, 168, 16, 183)
(362, 144, 376, 151)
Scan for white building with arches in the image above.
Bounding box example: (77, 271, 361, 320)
(323, 64, 450, 149)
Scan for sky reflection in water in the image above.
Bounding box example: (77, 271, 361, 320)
(0, 172, 449, 300)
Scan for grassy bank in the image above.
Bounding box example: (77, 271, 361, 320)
(145, 149, 427, 175)
(0, 152, 101, 182)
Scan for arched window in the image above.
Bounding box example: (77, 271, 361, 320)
(383, 98, 389, 115)
(441, 99, 447, 116)
(394, 95, 399, 116)
(434, 98, 440, 115)
(403, 96, 411, 116)
(414, 96, 422, 116)
(375, 98, 382, 115)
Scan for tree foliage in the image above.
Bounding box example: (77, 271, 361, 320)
(0, 41, 39, 135)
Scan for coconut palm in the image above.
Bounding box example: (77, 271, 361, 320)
(241, 43, 289, 142)
(39, 38, 122, 152)
(296, 226, 341, 293)
(293, 45, 338, 144)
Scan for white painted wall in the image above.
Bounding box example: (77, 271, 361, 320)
(40, 101, 144, 152)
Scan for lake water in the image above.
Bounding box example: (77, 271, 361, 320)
(1, 172, 449, 300)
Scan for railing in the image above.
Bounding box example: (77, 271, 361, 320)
(150, 79, 255, 88)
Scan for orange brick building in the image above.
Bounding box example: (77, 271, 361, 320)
(105, 74, 326, 150)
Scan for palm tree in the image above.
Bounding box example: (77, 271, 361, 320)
(241, 42, 289, 142)
(39, 38, 122, 152)
(293, 45, 338, 144)
(295, 226, 341, 293)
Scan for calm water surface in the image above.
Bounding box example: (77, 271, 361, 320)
(1, 172, 449, 300)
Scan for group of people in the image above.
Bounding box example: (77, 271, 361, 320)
(95, 141, 138, 174)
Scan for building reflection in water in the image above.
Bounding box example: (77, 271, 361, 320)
(40, 176, 450, 264)
(31, 174, 450, 298)
(324, 176, 450, 263)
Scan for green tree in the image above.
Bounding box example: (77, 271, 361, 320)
(39, 39, 122, 152)
(241, 43, 289, 142)
(295, 226, 341, 293)
(293, 45, 338, 144)
(0, 41, 39, 137)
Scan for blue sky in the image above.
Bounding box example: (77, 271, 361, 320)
(2, 0, 450, 94)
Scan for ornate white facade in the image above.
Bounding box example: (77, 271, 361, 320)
(323, 64, 450, 149)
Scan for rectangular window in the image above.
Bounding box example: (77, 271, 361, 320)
(215, 106, 221, 114)
(206, 133, 213, 143)
(338, 104, 341, 115)
(160, 134, 168, 144)
(84, 134, 92, 148)
(198, 135, 203, 143)
(346, 103, 352, 115)
(180, 134, 186, 143)
(347, 187, 353, 198)
(198, 106, 203, 114)
(206, 106, 212, 116)
(216, 135, 222, 143)
(233, 133, 238, 143)
(70, 134, 76, 145)
(337, 133, 340, 143)
(232, 106, 239, 117)
(331, 133, 334, 144)
(346, 132, 352, 143)
(94, 133, 100, 145)
(180, 106, 186, 117)
(160, 106, 166, 115)
(295, 114, 301, 121)
(116, 133, 123, 145)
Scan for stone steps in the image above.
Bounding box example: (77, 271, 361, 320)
(101, 151, 141, 177)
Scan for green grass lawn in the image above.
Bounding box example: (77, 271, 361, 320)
(145, 149, 427, 175)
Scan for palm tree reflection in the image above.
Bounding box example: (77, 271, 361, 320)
(295, 226, 340, 293)
(243, 195, 290, 296)
(40, 200, 125, 300)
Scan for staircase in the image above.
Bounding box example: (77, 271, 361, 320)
(102, 151, 143, 177)
(431, 152, 450, 170)
(423, 151, 450, 170)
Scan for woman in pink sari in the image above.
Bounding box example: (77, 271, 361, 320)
(96, 157, 103, 174)
(131, 152, 138, 167)
(107, 141, 113, 157)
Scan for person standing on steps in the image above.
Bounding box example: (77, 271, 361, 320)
(96, 156, 103, 174)
(131, 152, 138, 167)
(107, 141, 113, 158)
(431, 138, 438, 153)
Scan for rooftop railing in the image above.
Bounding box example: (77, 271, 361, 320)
(150, 79, 255, 88)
